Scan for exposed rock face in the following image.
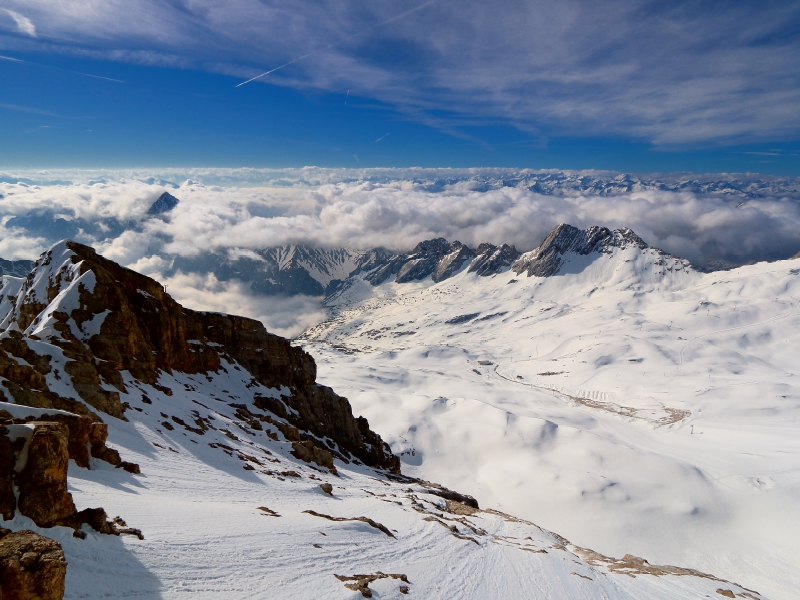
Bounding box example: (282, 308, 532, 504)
(468, 243, 520, 276)
(0, 529, 67, 600)
(0, 407, 137, 473)
(0, 431, 14, 520)
(0, 420, 139, 535)
(394, 239, 475, 284)
(0, 241, 398, 473)
(291, 440, 334, 470)
(147, 191, 179, 216)
(512, 224, 649, 277)
(16, 423, 76, 528)
(360, 239, 476, 286)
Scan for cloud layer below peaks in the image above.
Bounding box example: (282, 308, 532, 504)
(1, 169, 799, 335)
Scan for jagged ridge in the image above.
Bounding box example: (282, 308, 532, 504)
(0, 241, 398, 472)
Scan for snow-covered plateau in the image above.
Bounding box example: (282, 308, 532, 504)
(296, 225, 800, 600)
(0, 224, 795, 599)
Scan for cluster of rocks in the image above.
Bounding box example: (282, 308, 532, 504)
(0, 419, 140, 536)
(0, 417, 140, 599)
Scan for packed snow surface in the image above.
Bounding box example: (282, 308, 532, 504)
(299, 245, 800, 599)
(6, 366, 759, 599)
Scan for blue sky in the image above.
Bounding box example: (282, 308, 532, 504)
(1, 1, 800, 174)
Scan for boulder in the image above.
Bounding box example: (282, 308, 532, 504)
(16, 423, 77, 528)
(0, 529, 67, 600)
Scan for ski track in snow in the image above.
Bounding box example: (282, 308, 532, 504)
(299, 247, 800, 600)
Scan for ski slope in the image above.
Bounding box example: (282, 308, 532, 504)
(300, 243, 800, 599)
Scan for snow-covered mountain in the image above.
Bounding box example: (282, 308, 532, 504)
(168, 238, 522, 297)
(169, 245, 383, 296)
(163, 222, 699, 301)
(0, 258, 33, 278)
(297, 223, 800, 599)
(0, 240, 765, 599)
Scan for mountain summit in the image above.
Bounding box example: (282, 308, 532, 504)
(168, 223, 682, 301)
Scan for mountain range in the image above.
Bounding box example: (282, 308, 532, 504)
(0, 237, 772, 599)
(295, 220, 800, 600)
(168, 221, 693, 299)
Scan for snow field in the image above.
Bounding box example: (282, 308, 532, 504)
(302, 247, 800, 599)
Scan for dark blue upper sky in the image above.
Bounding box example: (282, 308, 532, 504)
(1, 0, 799, 174)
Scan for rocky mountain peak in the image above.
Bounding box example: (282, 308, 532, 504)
(0, 240, 399, 472)
(146, 191, 179, 216)
(394, 239, 474, 283)
(468, 243, 520, 276)
(512, 223, 654, 277)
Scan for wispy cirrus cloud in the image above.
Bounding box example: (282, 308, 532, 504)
(0, 102, 60, 116)
(1, 1, 799, 145)
(2, 8, 36, 37)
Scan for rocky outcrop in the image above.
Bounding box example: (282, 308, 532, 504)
(0, 421, 139, 538)
(0, 431, 14, 520)
(468, 243, 519, 276)
(16, 423, 75, 528)
(0, 405, 138, 473)
(395, 239, 474, 284)
(0, 529, 67, 600)
(0, 241, 398, 473)
(512, 224, 649, 277)
(360, 239, 476, 286)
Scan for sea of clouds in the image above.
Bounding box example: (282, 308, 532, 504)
(1, 168, 799, 336)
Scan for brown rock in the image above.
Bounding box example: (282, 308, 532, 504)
(16, 423, 77, 528)
(4, 241, 399, 474)
(74, 507, 114, 535)
(291, 440, 334, 469)
(319, 482, 333, 495)
(0, 529, 67, 600)
(30, 413, 96, 469)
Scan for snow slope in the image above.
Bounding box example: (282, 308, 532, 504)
(299, 232, 800, 599)
(0, 239, 762, 599)
(8, 367, 764, 599)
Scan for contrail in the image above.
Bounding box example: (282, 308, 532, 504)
(375, 133, 390, 143)
(236, 0, 436, 87)
(0, 54, 125, 83)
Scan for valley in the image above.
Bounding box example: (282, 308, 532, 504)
(298, 227, 800, 599)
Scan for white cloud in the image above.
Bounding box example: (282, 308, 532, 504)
(1, 1, 799, 143)
(3, 9, 36, 37)
(2, 168, 800, 334)
(3, 170, 800, 267)
(135, 269, 326, 339)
